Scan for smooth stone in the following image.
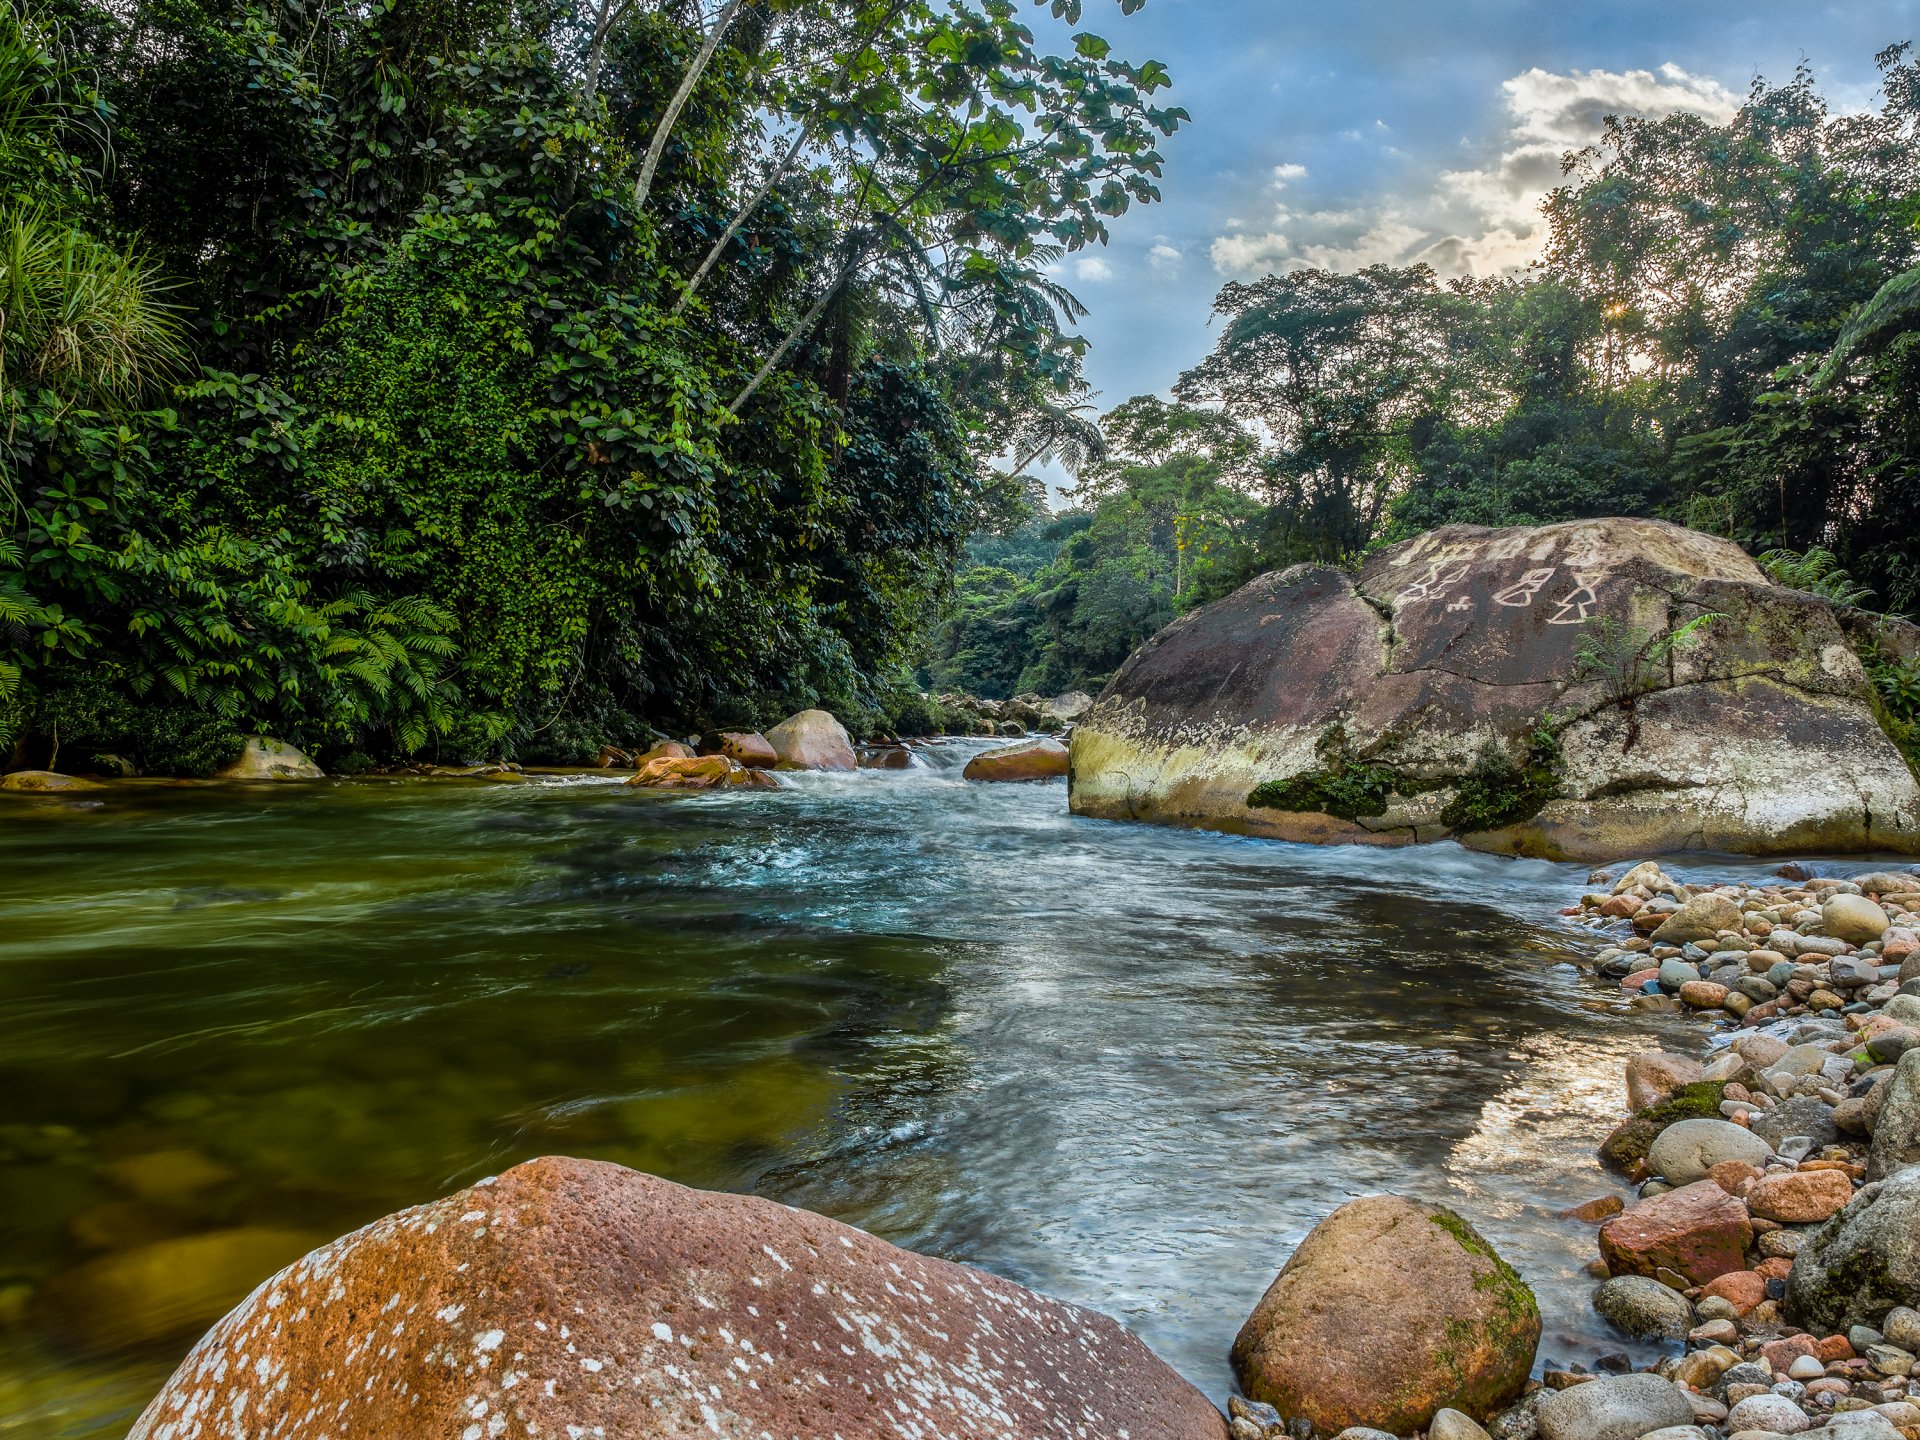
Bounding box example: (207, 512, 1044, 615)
(1884, 1306, 1920, 1352)
(1749, 1097, 1839, 1153)
(1433, 1410, 1495, 1440)
(1725, 1395, 1811, 1434)
(1593, 1275, 1694, 1340)
(1647, 1119, 1773, 1185)
(1536, 1374, 1694, 1440)
(1825, 895, 1892, 944)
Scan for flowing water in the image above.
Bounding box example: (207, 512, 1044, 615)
(1, 743, 1725, 1436)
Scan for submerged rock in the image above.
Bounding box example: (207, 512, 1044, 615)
(1231, 1195, 1539, 1436)
(625, 754, 781, 791)
(130, 1156, 1226, 1440)
(1068, 518, 1920, 860)
(963, 737, 1069, 782)
(215, 736, 323, 780)
(764, 709, 857, 772)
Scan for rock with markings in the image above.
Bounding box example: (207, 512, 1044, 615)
(129, 1156, 1226, 1440)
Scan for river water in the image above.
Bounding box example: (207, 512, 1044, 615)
(0, 743, 1720, 1436)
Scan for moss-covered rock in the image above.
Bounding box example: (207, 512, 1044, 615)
(1598, 1082, 1728, 1176)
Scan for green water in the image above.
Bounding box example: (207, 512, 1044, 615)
(0, 752, 1703, 1435)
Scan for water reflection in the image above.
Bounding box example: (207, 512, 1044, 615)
(0, 749, 1699, 1435)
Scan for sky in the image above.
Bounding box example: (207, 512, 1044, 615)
(1043, 0, 1920, 432)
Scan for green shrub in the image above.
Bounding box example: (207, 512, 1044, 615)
(1441, 725, 1563, 833)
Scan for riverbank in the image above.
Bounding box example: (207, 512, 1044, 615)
(1512, 861, 1920, 1440)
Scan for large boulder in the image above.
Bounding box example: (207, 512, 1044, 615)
(216, 736, 323, 780)
(0, 769, 106, 792)
(1231, 1196, 1539, 1436)
(1068, 519, 1920, 860)
(130, 1157, 1225, 1440)
(1869, 1048, 1920, 1182)
(964, 737, 1070, 783)
(764, 709, 857, 772)
(1786, 1163, 1920, 1332)
(1645, 1119, 1772, 1186)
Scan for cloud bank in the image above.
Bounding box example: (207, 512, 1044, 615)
(1210, 64, 1740, 280)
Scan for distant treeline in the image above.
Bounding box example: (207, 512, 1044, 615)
(930, 50, 1920, 701)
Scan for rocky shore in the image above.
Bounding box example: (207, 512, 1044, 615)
(1501, 862, 1920, 1440)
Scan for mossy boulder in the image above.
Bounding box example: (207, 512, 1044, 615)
(1070, 518, 1920, 859)
(1232, 1195, 1539, 1437)
(1785, 1163, 1920, 1332)
(1599, 1082, 1727, 1176)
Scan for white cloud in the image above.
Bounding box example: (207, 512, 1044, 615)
(1270, 162, 1308, 189)
(1075, 256, 1116, 283)
(1148, 242, 1184, 276)
(1210, 63, 1741, 282)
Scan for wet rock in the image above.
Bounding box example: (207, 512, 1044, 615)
(1652, 894, 1744, 946)
(636, 739, 695, 763)
(1232, 1195, 1538, 1436)
(1646, 1119, 1772, 1185)
(130, 1157, 1225, 1440)
(1868, 1049, 1920, 1181)
(704, 730, 778, 769)
(215, 737, 323, 780)
(0, 769, 107, 792)
(1825, 894, 1892, 944)
(1786, 1164, 1920, 1332)
(764, 709, 858, 772)
(1535, 1373, 1693, 1440)
(1745, 1168, 1855, 1224)
(1855, 871, 1920, 896)
(1599, 1180, 1753, 1285)
(1593, 1275, 1694, 1339)
(1749, 1096, 1840, 1153)
(625, 754, 781, 791)
(1046, 690, 1095, 723)
(35, 1226, 317, 1352)
(963, 737, 1070, 783)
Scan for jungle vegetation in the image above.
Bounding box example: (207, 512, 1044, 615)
(932, 51, 1920, 702)
(0, 0, 1182, 772)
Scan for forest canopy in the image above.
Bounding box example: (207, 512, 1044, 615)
(931, 49, 1920, 702)
(0, 0, 1181, 773)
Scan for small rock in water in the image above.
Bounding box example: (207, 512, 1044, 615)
(1592, 1275, 1693, 1340)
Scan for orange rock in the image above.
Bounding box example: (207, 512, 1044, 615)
(626, 755, 781, 791)
(1746, 1168, 1854, 1224)
(963, 738, 1070, 783)
(1707, 1160, 1761, 1196)
(1813, 1334, 1855, 1362)
(129, 1158, 1226, 1440)
(636, 740, 695, 763)
(708, 731, 778, 769)
(1761, 1335, 1819, 1371)
(1561, 1196, 1625, 1223)
(1699, 1270, 1766, 1314)
(1755, 1256, 1793, 1281)
(1626, 1052, 1703, 1111)
(1598, 1181, 1754, 1285)
(1679, 980, 1731, 1009)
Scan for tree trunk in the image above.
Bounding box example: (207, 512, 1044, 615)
(727, 242, 867, 414)
(632, 0, 747, 214)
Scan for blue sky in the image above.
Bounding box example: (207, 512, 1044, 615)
(1051, 0, 1920, 414)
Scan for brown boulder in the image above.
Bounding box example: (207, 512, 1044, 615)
(0, 769, 107, 792)
(636, 739, 696, 763)
(626, 755, 781, 791)
(964, 738, 1070, 783)
(1599, 1180, 1753, 1285)
(704, 730, 779, 769)
(764, 709, 857, 771)
(130, 1157, 1225, 1440)
(1069, 518, 1920, 860)
(215, 736, 323, 780)
(1231, 1196, 1539, 1436)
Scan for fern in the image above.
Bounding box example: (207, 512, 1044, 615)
(1759, 547, 1875, 606)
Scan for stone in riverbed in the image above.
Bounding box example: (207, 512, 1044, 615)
(1825, 893, 1892, 943)
(625, 754, 780, 791)
(763, 708, 858, 771)
(1231, 1195, 1538, 1436)
(1745, 1168, 1855, 1224)
(215, 736, 323, 780)
(34, 1226, 318, 1352)
(1645, 1119, 1772, 1186)
(702, 730, 778, 768)
(1749, 1095, 1840, 1153)
(963, 737, 1070, 783)
(1651, 893, 1744, 945)
(1592, 1275, 1694, 1339)
(1725, 1394, 1811, 1434)
(0, 769, 107, 792)
(1535, 1373, 1694, 1440)
(1785, 1163, 1920, 1332)
(1868, 1048, 1920, 1181)
(131, 1156, 1226, 1440)
(1598, 1180, 1753, 1285)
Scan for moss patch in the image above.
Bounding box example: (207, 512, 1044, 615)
(1598, 1081, 1726, 1173)
(1440, 728, 1562, 834)
(1248, 762, 1398, 820)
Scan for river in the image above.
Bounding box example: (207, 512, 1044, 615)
(1, 742, 1721, 1436)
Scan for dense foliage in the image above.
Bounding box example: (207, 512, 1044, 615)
(0, 0, 1181, 771)
(934, 51, 1920, 698)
